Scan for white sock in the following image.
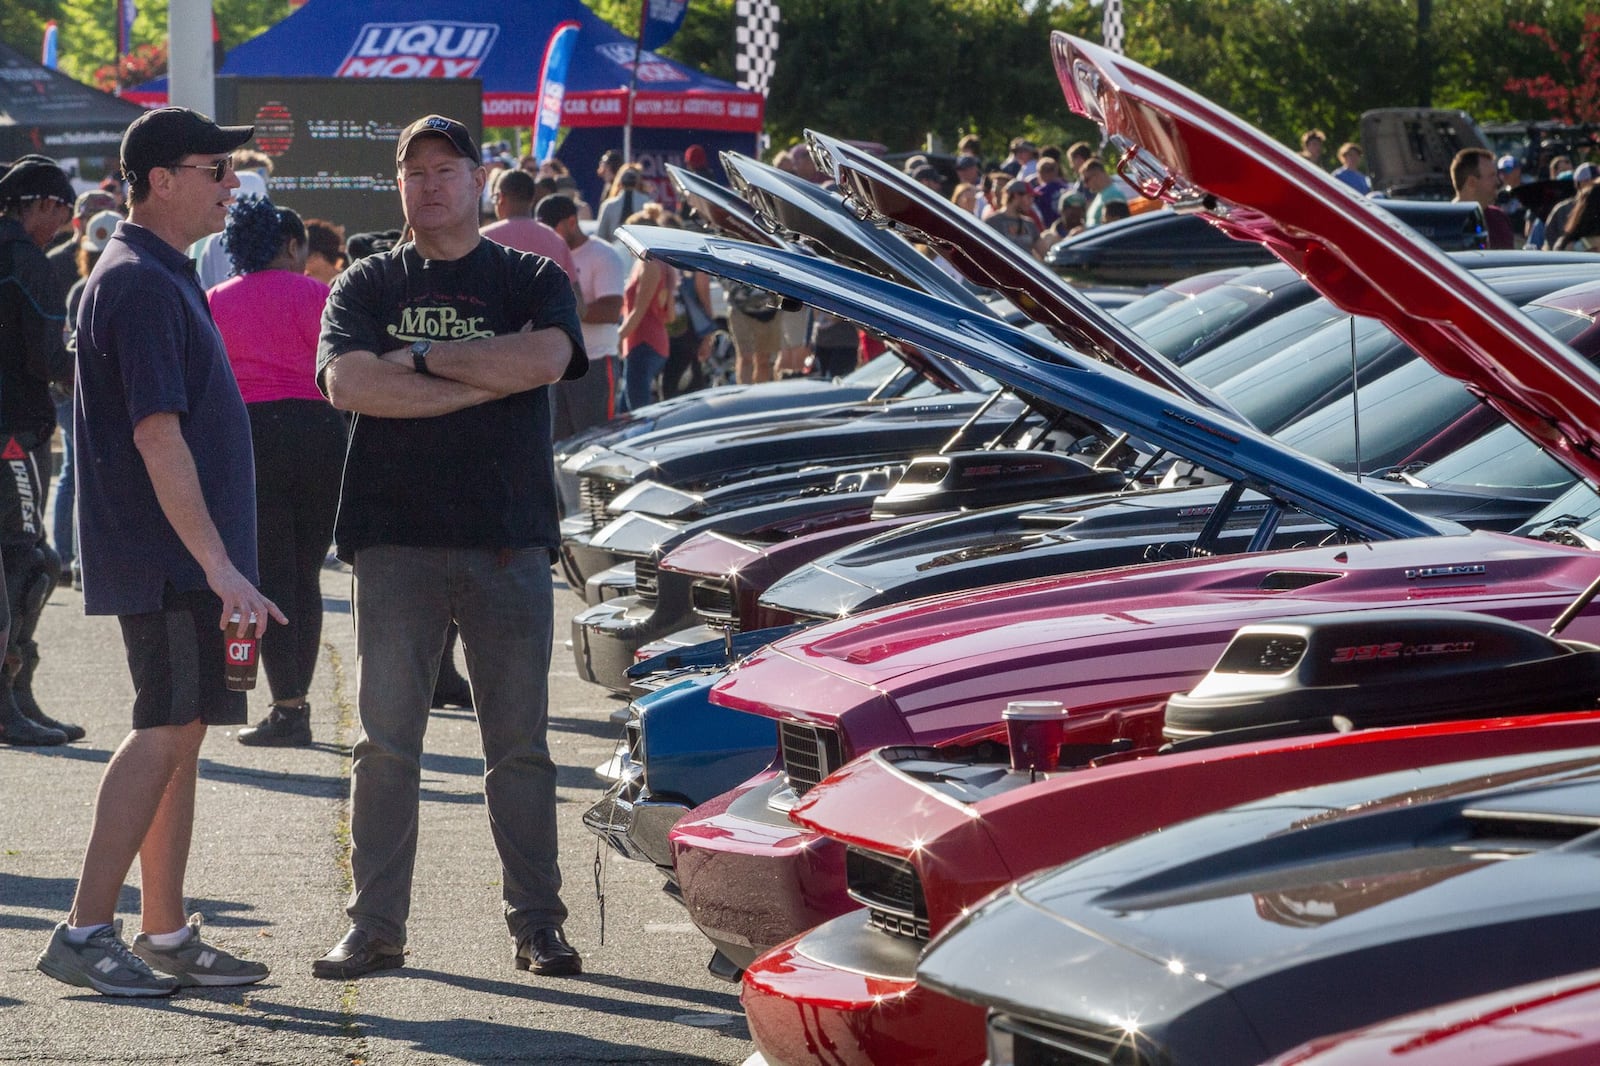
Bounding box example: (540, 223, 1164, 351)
(144, 926, 192, 949)
(64, 923, 112, 945)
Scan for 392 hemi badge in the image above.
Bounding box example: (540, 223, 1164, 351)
(1330, 640, 1477, 663)
(1404, 564, 1487, 580)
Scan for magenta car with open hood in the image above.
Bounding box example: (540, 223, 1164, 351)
(646, 32, 1600, 1048)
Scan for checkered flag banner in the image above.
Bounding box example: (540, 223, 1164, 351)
(1102, 0, 1125, 54)
(736, 0, 781, 97)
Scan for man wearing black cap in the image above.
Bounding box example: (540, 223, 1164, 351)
(312, 114, 586, 981)
(36, 108, 282, 997)
(0, 155, 84, 747)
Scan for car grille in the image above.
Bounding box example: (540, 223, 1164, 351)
(778, 720, 843, 796)
(846, 847, 928, 940)
(634, 558, 660, 607)
(690, 579, 738, 630)
(579, 475, 625, 528)
(988, 1013, 1151, 1066)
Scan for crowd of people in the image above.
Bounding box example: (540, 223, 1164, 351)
(1295, 124, 1600, 252)
(3, 105, 1598, 1000)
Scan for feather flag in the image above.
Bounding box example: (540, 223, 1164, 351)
(118, 0, 139, 57)
(40, 21, 58, 69)
(534, 21, 582, 164)
(641, 0, 689, 52)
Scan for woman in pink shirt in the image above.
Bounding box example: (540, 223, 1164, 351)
(207, 197, 347, 749)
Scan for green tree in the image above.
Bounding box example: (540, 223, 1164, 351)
(7, 0, 291, 89)
(1127, 0, 1418, 149)
(1, 0, 63, 67)
(595, 0, 1100, 156)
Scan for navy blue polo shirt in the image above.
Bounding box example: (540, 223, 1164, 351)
(74, 221, 257, 616)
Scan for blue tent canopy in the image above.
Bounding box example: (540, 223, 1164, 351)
(132, 0, 762, 134)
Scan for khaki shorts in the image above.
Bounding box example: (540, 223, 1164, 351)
(728, 308, 783, 357)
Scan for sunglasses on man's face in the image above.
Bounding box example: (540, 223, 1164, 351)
(167, 157, 233, 183)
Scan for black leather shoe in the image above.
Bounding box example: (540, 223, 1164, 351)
(239, 704, 312, 747)
(312, 927, 404, 979)
(515, 926, 582, 976)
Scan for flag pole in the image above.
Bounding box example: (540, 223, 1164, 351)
(114, 0, 125, 96)
(623, 1, 647, 164)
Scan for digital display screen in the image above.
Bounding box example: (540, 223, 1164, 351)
(216, 76, 483, 236)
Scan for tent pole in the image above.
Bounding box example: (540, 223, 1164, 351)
(624, 2, 647, 163)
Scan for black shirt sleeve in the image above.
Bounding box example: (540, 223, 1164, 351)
(316, 254, 391, 396)
(518, 251, 588, 382)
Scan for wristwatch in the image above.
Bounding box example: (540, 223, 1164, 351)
(409, 339, 434, 375)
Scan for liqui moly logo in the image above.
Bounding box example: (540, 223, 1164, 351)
(338, 22, 500, 79)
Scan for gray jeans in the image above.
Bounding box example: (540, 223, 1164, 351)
(347, 546, 567, 946)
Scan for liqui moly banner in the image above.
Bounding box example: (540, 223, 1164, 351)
(534, 20, 580, 163)
(337, 22, 500, 78)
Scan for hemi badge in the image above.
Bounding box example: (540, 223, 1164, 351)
(1404, 564, 1487, 580)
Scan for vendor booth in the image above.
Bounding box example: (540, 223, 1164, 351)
(131, 0, 763, 208)
(0, 41, 150, 186)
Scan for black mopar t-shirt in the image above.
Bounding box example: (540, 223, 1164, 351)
(317, 238, 586, 562)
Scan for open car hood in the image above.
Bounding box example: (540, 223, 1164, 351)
(804, 129, 1240, 419)
(617, 225, 1449, 543)
(1051, 32, 1600, 488)
(665, 163, 791, 249)
(670, 161, 981, 396)
(667, 163, 985, 396)
(720, 152, 990, 316)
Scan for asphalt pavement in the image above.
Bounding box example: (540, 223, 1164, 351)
(0, 552, 757, 1064)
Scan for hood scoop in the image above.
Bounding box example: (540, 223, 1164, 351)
(1164, 610, 1600, 745)
(871, 450, 1125, 519)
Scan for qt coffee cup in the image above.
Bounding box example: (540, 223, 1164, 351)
(1004, 699, 1070, 773)
(224, 612, 259, 692)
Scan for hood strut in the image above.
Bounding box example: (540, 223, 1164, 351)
(1549, 569, 1600, 639)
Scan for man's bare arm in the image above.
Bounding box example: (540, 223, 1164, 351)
(373, 324, 575, 395)
(323, 349, 503, 417)
(132, 412, 286, 634)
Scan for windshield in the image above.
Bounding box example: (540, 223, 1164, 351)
(1525, 301, 1599, 347)
(1410, 422, 1576, 491)
(1515, 482, 1600, 540)
(1126, 282, 1270, 363)
(1216, 315, 1400, 432)
(1185, 299, 1349, 387)
(1110, 287, 1190, 327)
(857, 350, 923, 400)
(1275, 357, 1468, 472)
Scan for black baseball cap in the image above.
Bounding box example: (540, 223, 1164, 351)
(395, 115, 479, 166)
(120, 107, 253, 184)
(0, 156, 74, 205)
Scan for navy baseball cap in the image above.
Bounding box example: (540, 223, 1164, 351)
(120, 107, 253, 184)
(395, 115, 479, 166)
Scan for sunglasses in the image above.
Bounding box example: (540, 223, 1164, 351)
(167, 157, 233, 182)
